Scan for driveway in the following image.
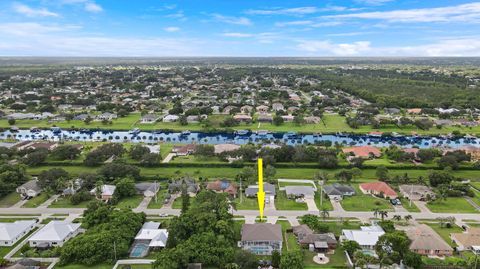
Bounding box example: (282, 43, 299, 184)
(38, 195, 59, 209)
(413, 201, 431, 213)
(136, 196, 152, 210)
(331, 199, 345, 212)
(305, 197, 319, 212)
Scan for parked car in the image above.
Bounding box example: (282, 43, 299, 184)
(390, 198, 402, 205)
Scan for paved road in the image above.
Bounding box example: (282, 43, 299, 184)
(2, 207, 480, 223)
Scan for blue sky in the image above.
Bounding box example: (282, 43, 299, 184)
(1, 0, 480, 56)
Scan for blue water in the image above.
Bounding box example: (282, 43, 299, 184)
(130, 243, 149, 258)
(1, 129, 478, 149)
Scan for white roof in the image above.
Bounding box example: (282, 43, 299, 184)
(90, 185, 116, 196)
(0, 220, 36, 241)
(29, 221, 80, 242)
(135, 227, 169, 247)
(342, 225, 385, 246)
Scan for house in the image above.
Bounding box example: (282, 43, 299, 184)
(223, 105, 237, 114)
(342, 146, 381, 159)
(172, 144, 197, 156)
(272, 103, 284, 112)
(6, 259, 40, 269)
(451, 228, 480, 251)
(17, 142, 58, 151)
(399, 185, 435, 201)
(292, 225, 313, 241)
(135, 182, 160, 197)
(133, 221, 168, 251)
(90, 184, 116, 201)
(304, 116, 321, 124)
(16, 180, 42, 198)
(323, 184, 356, 201)
(168, 178, 199, 196)
(28, 221, 81, 248)
(73, 114, 90, 121)
(299, 233, 337, 253)
(341, 225, 385, 250)
(407, 108, 422, 114)
(402, 148, 420, 159)
(96, 112, 117, 121)
(458, 146, 480, 162)
(285, 186, 315, 199)
(245, 183, 276, 197)
(239, 223, 282, 255)
(407, 224, 453, 256)
(257, 114, 273, 123)
(206, 180, 238, 197)
(163, 114, 179, 122)
(233, 114, 252, 123)
(186, 115, 201, 123)
(281, 115, 294, 122)
(359, 181, 398, 199)
(256, 105, 269, 113)
(141, 114, 160, 124)
(384, 108, 401, 115)
(62, 178, 83, 196)
(214, 144, 240, 154)
(0, 220, 37, 246)
(240, 105, 253, 114)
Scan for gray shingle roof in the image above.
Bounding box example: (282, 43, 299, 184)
(241, 223, 282, 241)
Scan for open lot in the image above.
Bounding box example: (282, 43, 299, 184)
(0, 192, 22, 208)
(426, 197, 478, 213)
(340, 185, 392, 212)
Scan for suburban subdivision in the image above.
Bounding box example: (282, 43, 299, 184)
(1, 57, 480, 269)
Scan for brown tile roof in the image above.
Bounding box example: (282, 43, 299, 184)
(451, 228, 480, 249)
(407, 224, 453, 252)
(360, 181, 397, 198)
(343, 146, 381, 158)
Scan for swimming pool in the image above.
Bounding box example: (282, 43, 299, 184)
(130, 243, 149, 258)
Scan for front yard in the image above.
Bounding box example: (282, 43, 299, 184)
(426, 197, 478, 213)
(0, 192, 21, 207)
(22, 193, 49, 208)
(275, 191, 308, 211)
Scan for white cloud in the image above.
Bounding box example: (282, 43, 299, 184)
(355, 0, 394, 5)
(246, 6, 358, 16)
(275, 20, 313, 27)
(223, 32, 253, 37)
(13, 3, 59, 17)
(84, 2, 102, 13)
(297, 40, 372, 55)
(164, 26, 180, 32)
(166, 11, 187, 21)
(211, 14, 252, 26)
(325, 2, 480, 23)
(0, 22, 79, 36)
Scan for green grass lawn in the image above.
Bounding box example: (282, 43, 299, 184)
(426, 197, 478, 213)
(340, 185, 392, 212)
(277, 220, 298, 251)
(22, 193, 49, 208)
(304, 248, 348, 268)
(275, 191, 308, 211)
(399, 198, 421, 212)
(147, 189, 168, 209)
(171, 196, 196, 209)
(278, 181, 316, 188)
(424, 222, 464, 247)
(233, 196, 259, 210)
(116, 195, 144, 209)
(48, 196, 92, 208)
(315, 192, 333, 211)
(0, 192, 21, 208)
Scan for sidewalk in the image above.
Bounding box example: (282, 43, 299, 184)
(38, 195, 59, 209)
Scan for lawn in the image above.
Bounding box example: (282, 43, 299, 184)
(424, 222, 464, 247)
(147, 189, 168, 209)
(426, 197, 478, 213)
(304, 248, 348, 268)
(275, 191, 308, 211)
(22, 193, 49, 208)
(116, 195, 144, 209)
(0, 192, 21, 208)
(315, 192, 333, 211)
(233, 196, 259, 210)
(171, 196, 196, 209)
(399, 198, 421, 212)
(340, 185, 392, 212)
(48, 197, 92, 208)
(278, 181, 316, 188)
(277, 220, 298, 251)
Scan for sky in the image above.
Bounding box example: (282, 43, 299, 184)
(1, 0, 480, 57)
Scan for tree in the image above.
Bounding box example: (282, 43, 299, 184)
(376, 166, 389, 181)
(271, 250, 281, 268)
(8, 118, 15, 125)
(98, 162, 140, 181)
(375, 231, 411, 266)
(194, 144, 215, 157)
(114, 178, 136, 199)
(341, 240, 361, 256)
(38, 168, 69, 193)
(379, 210, 388, 220)
(335, 169, 353, 183)
(264, 165, 276, 180)
(280, 250, 303, 269)
(140, 153, 160, 167)
(129, 145, 150, 161)
(273, 115, 284, 126)
(428, 171, 454, 187)
(23, 149, 48, 166)
(320, 207, 329, 220)
(50, 145, 81, 161)
(180, 183, 190, 213)
(232, 249, 258, 269)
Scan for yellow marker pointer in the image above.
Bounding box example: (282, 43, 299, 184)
(257, 158, 265, 221)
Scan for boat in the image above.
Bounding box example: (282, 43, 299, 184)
(181, 130, 191, 135)
(256, 130, 270, 136)
(235, 130, 249, 135)
(129, 128, 140, 134)
(285, 131, 297, 137)
(50, 127, 62, 133)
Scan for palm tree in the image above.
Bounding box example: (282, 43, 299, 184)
(393, 215, 402, 221)
(320, 207, 329, 220)
(404, 214, 413, 222)
(95, 180, 104, 199)
(379, 210, 388, 220)
(373, 207, 380, 219)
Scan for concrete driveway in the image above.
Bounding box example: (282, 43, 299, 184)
(305, 197, 318, 212)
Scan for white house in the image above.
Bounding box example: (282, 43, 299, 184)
(16, 180, 42, 198)
(341, 225, 385, 250)
(90, 185, 116, 202)
(29, 221, 81, 248)
(162, 114, 179, 122)
(0, 220, 37, 246)
(134, 221, 168, 248)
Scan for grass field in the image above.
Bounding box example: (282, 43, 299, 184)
(116, 195, 144, 209)
(426, 197, 478, 213)
(54, 264, 113, 269)
(48, 197, 92, 208)
(22, 193, 49, 208)
(275, 191, 308, 211)
(424, 222, 463, 247)
(304, 249, 347, 268)
(0, 192, 22, 208)
(340, 185, 392, 212)
(234, 196, 259, 210)
(315, 192, 333, 211)
(399, 198, 421, 212)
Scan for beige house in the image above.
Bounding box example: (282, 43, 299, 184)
(406, 224, 453, 257)
(451, 228, 480, 251)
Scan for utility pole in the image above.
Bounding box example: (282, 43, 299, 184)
(154, 180, 158, 203)
(113, 241, 117, 261)
(319, 180, 324, 208)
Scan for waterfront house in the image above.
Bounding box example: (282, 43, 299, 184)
(239, 223, 283, 255)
